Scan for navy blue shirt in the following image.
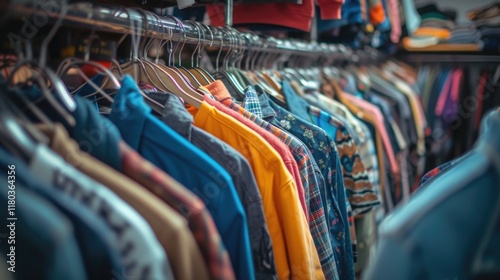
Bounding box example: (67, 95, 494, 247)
(108, 75, 255, 280)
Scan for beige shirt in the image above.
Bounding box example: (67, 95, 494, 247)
(39, 124, 210, 280)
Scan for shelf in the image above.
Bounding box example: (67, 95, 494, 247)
(396, 53, 500, 63)
(400, 38, 482, 52)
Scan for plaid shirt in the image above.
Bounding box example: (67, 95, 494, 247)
(225, 86, 339, 280)
(259, 91, 354, 280)
(120, 142, 236, 280)
(242, 90, 264, 118)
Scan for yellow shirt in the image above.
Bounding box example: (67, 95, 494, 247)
(189, 98, 325, 280)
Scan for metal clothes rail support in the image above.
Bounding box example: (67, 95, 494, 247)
(2, 0, 349, 59)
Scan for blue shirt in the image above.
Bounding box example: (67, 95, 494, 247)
(364, 111, 500, 280)
(108, 75, 255, 280)
(14, 76, 123, 172)
(64, 96, 123, 172)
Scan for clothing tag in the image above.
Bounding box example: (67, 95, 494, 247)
(75, 38, 116, 61)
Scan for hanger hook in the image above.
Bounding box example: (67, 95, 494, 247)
(174, 17, 187, 66)
(165, 15, 186, 66)
(163, 16, 174, 66)
(226, 29, 233, 70)
(221, 28, 233, 70)
(150, 12, 166, 64)
(136, 8, 151, 61)
(230, 29, 241, 69)
(39, 0, 68, 68)
(187, 21, 202, 68)
(194, 21, 209, 67)
(127, 7, 142, 81)
(142, 10, 157, 60)
(144, 11, 163, 60)
(215, 27, 224, 71)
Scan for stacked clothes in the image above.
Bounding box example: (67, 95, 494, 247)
(403, 1, 457, 48)
(468, 2, 500, 51)
(448, 23, 482, 44)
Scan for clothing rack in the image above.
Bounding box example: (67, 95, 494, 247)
(4, 1, 352, 59)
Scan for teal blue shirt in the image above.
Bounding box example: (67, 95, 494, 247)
(108, 75, 255, 280)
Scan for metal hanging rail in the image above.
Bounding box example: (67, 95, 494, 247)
(3, 1, 349, 58)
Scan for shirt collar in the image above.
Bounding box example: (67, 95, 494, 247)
(138, 91, 193, 141)
(160, 93, 194, 141)
(204, 80, 232, 102)
(281, 80, 312, 121)
(253, 85, 277, 120)
(69, 96, 123, 171)
(109, 75, 150, 150)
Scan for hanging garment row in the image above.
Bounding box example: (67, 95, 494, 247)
(414, 63, 500, 171)
(0, 3, 426, 280)
(363, 64, 500, 279)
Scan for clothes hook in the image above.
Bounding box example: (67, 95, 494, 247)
(186, 21, 202, 68)
(39, 0, 68, 68)
(215, 27, 224, 71)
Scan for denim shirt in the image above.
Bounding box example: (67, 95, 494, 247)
(256, 88, 354, 280)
